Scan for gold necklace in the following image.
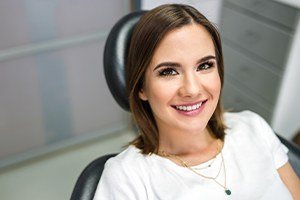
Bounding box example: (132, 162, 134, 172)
(159, 141, 232, 195)
(192, 156, 217, 170)
(162, 144, 219, 171)
(193, 142, 220, 170)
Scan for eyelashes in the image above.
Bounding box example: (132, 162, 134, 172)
(197, 61, 214, 71)
(157, 61, 215, 77)
(158, 68, 178, 76)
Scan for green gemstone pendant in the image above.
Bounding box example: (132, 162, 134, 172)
(225, 189, 231, 195)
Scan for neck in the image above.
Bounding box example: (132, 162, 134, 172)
(158, 126, 217, 156)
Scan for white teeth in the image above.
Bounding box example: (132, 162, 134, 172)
(175, 102, 202, 111)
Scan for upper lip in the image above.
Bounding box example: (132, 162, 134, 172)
(172, 100, 207, 107)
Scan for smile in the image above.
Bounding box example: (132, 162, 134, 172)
(172, 100, 207, 112)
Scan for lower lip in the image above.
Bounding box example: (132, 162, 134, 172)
(173, 101, 206, 116)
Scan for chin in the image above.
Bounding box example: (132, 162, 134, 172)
(177, 121, 208, 133)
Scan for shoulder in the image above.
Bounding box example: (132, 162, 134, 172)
(103, 145, 147, 174)
(99, 146, 148, 190)
(223, 110, 274, 151)
(223, 110, 278, 140)
(108, 145, 146, 164)
(224, 109, 262, 124)
(224, 110, 265, 132)
(94, 146, 149, 199)
(223, 110, 288, 168)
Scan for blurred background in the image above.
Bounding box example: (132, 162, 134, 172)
(0, 0, 299, 199)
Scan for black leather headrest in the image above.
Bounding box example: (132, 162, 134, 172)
(103, 11, 146, 111)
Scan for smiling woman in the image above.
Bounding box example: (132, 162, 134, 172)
(93, 4, 300, 200)
(138, 23, 222, 154)
(126, 4, 226, 157)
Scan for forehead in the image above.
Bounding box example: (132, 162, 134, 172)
(150, 24, 215, 65)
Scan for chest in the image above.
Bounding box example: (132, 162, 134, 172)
(141, 141, 292, 200)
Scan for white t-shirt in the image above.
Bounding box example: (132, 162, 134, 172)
(94, 111, 292, 200)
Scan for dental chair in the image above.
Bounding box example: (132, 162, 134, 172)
(70, 11, 144, 200)
(70, 11, 300, 200)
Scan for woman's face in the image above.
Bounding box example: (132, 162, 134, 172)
(139, 23, 221, 134)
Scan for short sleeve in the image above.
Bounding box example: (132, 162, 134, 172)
(93, 158, 146, 200)
(254, 112, 289, 169)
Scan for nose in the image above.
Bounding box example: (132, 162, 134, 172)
(178, 73, 202, 98)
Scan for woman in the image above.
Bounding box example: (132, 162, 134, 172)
(94, 4, 300, 199)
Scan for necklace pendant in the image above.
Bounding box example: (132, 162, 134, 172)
(225, 189, 231, 195)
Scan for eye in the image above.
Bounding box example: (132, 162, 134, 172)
(158, 68, 178, 76)
(197, 61, 214, 71)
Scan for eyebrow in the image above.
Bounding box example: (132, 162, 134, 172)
(153, 55, 216, 71)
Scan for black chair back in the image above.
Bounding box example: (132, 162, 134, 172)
(70, 11, 145, 200)
(103, 11, 146, 111)
(70, 154, 117, 200)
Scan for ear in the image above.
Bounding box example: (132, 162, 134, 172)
(138, 88, 148, 101)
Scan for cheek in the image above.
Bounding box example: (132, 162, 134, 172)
(205, 74, 221, 96)
(146, 80, 177, 106)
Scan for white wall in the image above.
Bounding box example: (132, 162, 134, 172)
(272, 14, 300, 139)
(0, 0, 130, 169)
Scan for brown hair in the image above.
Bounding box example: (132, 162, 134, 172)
(126, 4, 226, 154)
